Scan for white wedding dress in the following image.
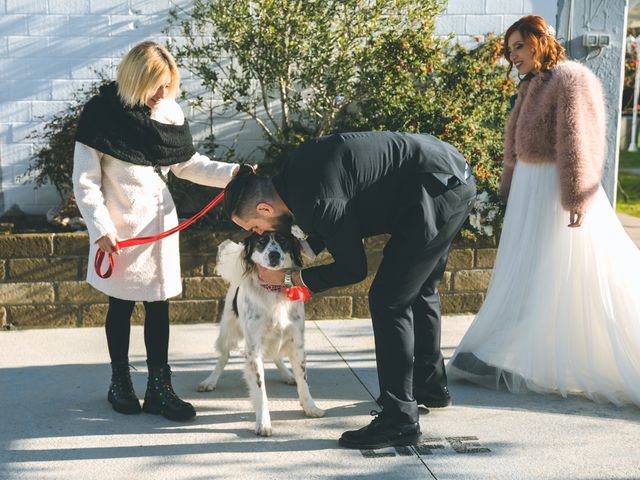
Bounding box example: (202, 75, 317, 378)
(448, 160, 640, 406)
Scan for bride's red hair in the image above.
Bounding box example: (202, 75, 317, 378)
(503, 15, 566, 76)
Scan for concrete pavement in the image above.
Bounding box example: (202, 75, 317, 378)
(618, 212, 640, 247)
(1, 317, 639, 480)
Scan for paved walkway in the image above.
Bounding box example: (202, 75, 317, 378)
(619, 212, 640, 247)
(1, 318, 639, 480)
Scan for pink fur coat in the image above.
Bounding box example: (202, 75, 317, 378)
(501, 60, 606, 213)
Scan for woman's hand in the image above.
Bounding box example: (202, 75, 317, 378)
(568, 210, 585, 228)
(96, 233, 120, 254)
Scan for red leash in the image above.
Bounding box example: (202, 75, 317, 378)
(93, 189, 311, 302)
(94, 191, 225, 279)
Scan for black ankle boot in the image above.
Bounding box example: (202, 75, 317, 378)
(142, 364, 196, 421)
(107, 361, 141, 415)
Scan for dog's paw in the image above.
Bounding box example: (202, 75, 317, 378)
(304, 405, 325, 418)
(255, 423, 273, 436)
(197, 381, 217, 392)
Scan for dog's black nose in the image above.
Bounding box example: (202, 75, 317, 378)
(268, 250, 280, 266)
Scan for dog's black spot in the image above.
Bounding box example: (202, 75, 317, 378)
(256, 373, 262, 388)
(232, 287, 239, 316)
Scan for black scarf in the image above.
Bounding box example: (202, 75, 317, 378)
(75, 81, 195, 167)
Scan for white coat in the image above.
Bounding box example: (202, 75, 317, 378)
(73, 99, 237, 301)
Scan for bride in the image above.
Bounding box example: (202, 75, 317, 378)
(448, 15, 640, 406)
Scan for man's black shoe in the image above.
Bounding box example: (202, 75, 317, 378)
(338, 410, 421, 449)
(415, 385, 452, 408)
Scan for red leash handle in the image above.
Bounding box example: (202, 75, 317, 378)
(94, 191, 225, 279)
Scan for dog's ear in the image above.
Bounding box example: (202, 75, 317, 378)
(242, 233, 258, 271)
(291, 236, 304, 268)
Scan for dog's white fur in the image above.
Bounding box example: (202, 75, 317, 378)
(197, 236, 324, 436)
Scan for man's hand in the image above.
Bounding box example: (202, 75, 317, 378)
(568, 209, 585, 228)
(96, 233, 120, 254)
(232, 164, 258, 176)
(256, 264, 286, 285)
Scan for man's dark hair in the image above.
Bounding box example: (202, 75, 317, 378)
(223, 165, 276, 220)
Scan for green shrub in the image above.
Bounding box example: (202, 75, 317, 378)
(623, 37, 637, 112)
(166, 0, 446, 167)
(28, 79, 109, 201)
(336, 34, 513, 238)
(168, 2, 513, 239)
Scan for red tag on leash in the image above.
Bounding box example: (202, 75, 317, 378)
(284, 286, 312, 302)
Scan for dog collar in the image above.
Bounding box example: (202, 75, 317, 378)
(291, 225, 308, 240)
(260, 283, 282, 292)
(259, 283, 311, 302)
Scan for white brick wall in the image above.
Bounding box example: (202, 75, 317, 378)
(437, 0, 557, 47)
(0, 0, 557, 214)
(6, 0, 48, 15)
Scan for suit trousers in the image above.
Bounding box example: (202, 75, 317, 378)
(368, 174, 476, 423)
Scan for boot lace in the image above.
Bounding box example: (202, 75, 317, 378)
(153, 367, 187, 406)
(111, 364, 136, 397)
(368, 409, 387, 429)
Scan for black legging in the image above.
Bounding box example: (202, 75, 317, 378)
(105, 296, 170, 367)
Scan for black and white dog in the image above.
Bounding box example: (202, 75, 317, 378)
(197, 232, 324, 436)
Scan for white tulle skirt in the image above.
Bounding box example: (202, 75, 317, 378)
(448, 160, 640, 406)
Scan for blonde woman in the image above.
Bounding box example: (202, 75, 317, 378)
(449, 16, 640, 406)
(73, 41, 239, 421)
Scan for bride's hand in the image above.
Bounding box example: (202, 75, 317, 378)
(568, 210, 585, 228)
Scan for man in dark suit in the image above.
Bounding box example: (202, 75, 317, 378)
(223, 131, 476, 449)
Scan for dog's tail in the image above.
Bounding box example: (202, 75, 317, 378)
(215, 239, 246, 285)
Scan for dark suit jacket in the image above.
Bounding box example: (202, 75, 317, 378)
(272, 131, 469, 293)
